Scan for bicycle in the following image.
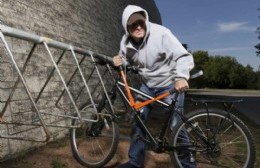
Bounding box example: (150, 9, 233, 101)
(69, 60, 256, 168)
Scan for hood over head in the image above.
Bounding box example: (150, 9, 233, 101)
(122, 5, 150, 36)
(127, 12, 146, 26)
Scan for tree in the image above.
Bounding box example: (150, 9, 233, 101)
(190, 51, 209, 88)
(203, 56, 236, 88)
(255, 8, 260, 57)
(256, 71, 260, 89)
(190, 51, 258, 89)
(192, 50, 209, 70)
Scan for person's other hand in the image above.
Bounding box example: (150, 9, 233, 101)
(113, 55, 123, 67)
(174, 79, 189, 92)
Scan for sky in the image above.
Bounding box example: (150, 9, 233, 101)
(155, 0, 260, 71)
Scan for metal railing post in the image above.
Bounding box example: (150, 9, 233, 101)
(0, 31, 51, 142)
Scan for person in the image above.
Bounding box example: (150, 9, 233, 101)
(113, 5, 195, 168)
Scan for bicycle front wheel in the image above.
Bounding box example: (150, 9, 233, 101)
(70, 102, 119, 168)
(170, 108, 256, 168)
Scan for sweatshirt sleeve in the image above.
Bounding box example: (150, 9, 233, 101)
(163, 29, 194, 81)
(118, 36, 130, 67)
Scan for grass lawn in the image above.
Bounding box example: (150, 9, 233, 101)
(244, 118, 260, 168)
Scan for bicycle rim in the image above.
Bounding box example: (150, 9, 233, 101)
(170, 109, 255, 168)
(70, 103, 119, 168)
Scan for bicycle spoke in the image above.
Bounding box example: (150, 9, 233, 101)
(220, 153, 242, 167)
(219, 136, 243, 148)
(70, 103, 119, 167)
(222, 123, 233, 134)
(95, 138, 105, 157)
(170, 109, 255, 168)
(104, 118, 110, 129)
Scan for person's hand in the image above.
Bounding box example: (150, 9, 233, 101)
(113, 55, 123, 67)
(174, 79, 189, 92)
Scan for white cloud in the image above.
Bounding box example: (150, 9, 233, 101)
(217, 22, 255, 32)
(209, 47, 248, 53)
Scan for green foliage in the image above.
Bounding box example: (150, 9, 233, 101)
(192, 50, 209, 70)
(190, 50, 259, 89)
(255, 8, 260, 57)
(256, 71, 260, 89)
(51, 157, 68, 168)
(255, 42, 260, 57)
(189, 51, 209, 88)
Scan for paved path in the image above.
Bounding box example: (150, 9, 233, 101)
(234, 97, 260, 125)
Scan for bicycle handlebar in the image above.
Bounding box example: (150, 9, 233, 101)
(92, 53, 113, 64)
(92, 55, 203, 80)
(190, 70, 203, 79)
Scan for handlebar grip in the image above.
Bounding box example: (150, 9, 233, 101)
(190, 70, 203, 79)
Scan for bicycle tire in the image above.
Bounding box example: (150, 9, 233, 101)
(70, 102, 119, 168)
(169, 108, 256, 168)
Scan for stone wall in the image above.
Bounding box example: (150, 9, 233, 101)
(0, 0, 161, 161)
(0, 0, 161, 55)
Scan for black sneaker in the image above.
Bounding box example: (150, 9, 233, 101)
(117, 162, 140, 168)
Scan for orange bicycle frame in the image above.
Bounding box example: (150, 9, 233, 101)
(120, 69, 171, 111)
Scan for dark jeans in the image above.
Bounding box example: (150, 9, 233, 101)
(128, 83, 195, 168)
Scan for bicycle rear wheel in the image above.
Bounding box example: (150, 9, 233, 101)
(70, 102, 119, 168)
(170, 108, 256, 168)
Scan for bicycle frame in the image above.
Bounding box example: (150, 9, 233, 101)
(106, 65, 225, 151)
(104, 65, 181, 148)
(119, 67, 173, 111)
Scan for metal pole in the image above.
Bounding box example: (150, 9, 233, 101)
(69, 47, 99, 122)
(55, 55, 86, 106)
(43, 42, 80, 120)
(35, 50, 66, 103)
(0, 24, 113, 62)
(0, 31, 51, 142)
(0, 43, 37, 117)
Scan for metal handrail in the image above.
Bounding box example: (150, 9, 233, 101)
(0, 24, 113, 62)
(0, 24, 114, 142)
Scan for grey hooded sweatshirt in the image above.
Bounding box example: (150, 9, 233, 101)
(119, 5, 194, 88)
